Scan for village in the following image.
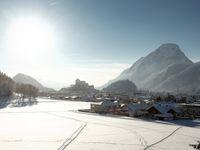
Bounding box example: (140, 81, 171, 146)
(88, 93, 200, 121)
(45, 79, 200, 121)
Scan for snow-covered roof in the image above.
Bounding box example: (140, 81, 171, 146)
(147, 103, 181, 114)
(101, 100, 118, 106)
(180, 103, 200, 107)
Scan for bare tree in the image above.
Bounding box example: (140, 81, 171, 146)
(15, 83, 38, 105)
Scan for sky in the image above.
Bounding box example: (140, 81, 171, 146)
(0, 0, 200, 89)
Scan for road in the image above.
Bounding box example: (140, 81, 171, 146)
(0, 98, 199, 150)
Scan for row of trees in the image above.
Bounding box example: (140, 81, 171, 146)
(0, 72, 14, 97)
(15, 83, 38, 98)
(0, 71, 38, 98)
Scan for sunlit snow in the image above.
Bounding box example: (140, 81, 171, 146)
(0, 98, 199, 150)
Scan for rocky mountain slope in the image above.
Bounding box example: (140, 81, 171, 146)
(103, 43, 199, 93)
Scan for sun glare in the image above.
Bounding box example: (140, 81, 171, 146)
(5, 17, 56, 63)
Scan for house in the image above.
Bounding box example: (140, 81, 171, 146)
(147, 103, 181, 120)
(167, 107, 181, 118)
(127, 103, 149, 117)
(116, 104, 129, 116)
(179, 103, 200, 118)
(90, 99, 119, 113)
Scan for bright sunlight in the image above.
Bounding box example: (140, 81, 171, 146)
(5, 16, 56, 62)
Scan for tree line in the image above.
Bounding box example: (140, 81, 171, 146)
(0, 71, 38, 98)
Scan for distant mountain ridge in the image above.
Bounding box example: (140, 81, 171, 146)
(13, 73, 55, 92)
(103, 43, 200, 93)
(102, 80, 137, 96)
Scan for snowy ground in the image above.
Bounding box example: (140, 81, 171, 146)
(0, 98, 199, 150)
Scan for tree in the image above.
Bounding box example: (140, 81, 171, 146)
(15, 83, 38, 98)
(0, 71, 14, 97)
(14, 83, 38, 105)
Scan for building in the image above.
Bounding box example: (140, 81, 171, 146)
(91, 99, 119, 113)
(127, 103, 149, 117)
(179, 103, 200, 118)
(147, 103, 181, 120)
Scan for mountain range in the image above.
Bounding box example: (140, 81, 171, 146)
(103, 43, 200, 93)
(5, 43, 200, 94)
(13, 73, 55, 92)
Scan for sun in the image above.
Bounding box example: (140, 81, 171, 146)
(5, 16, 56, 63)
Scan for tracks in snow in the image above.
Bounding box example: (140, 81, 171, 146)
(65, 112, 183, 150)
(46, 112, 147, 149)
(44, 112, 87, 150)
(144, 126, 182, 150)
(1, 109, 183, 150)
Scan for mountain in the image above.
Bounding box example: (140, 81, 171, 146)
(13, 73, 55, 92)
(103, 43, 200, 93)
(154, 62, 200, 92)
(102, 80, 137, 96)
(59, 79, 98, 96)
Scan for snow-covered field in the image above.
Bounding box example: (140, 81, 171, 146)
(0, 98, 199, 150)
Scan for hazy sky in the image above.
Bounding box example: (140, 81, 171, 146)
(0, 0, 200, 89)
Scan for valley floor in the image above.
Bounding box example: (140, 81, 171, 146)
(0, 98, 199, 150)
